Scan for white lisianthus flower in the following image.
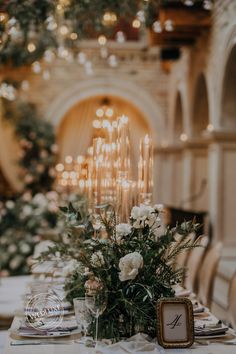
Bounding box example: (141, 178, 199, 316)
(115, 223, 132, 243)
(20, 243, 31, 254)
(90, 251, 105, 268)
(131, 204, 156, 228)
(119, 252, 143, 281)
(32, 193, 48, 210)
(154, 204, 164, 212)
(22, 205, 33, 217)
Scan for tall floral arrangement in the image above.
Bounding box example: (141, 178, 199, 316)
(41, 203, 200, 340)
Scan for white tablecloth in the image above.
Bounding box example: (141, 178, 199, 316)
(0, 276, 32, 318)
(3, 319, 236, 354)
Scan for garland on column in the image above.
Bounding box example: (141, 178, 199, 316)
(0, 90, 60, 275)
(2, 96, 58, 193)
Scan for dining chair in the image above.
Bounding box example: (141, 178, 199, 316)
(184, 235, 209, 293)
(198, 242, 222, 309)
(227, 271, 236, 330)
(174, 233, 195, 271)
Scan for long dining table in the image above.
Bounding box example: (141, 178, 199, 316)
(2, 273, 236, 354)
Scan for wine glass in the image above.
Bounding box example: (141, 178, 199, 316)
(73, 297, 92, 342)
(85, 290, 107, 346)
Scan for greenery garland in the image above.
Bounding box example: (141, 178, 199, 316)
(2, 96, 57, 194)
(0, 0, 161, 67)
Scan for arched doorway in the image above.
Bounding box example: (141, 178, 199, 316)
(192, 74, 209, 137)
(214, 44, 236, 244)
(186, 74, 209, 211)
(221, 45, 236, 129)
(173, 92, 184, 143)
(57, 95, 150, 181)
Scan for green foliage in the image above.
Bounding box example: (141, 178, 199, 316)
(42, 203, 201, 340)
(2, 97, 57, 193)
(0, 0, 188, 67)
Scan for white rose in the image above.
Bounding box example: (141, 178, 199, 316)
(8, 244, 17, 254)
(131, 204, 157, 229)
(119, 252, 143, 282)
(32, 193, 48, 209)
(22, 192, 32, 202)
(115, 223, 132, 243)
(22, 205, 33, 216)
(6, 200, 15, 209)
(154, 204, 164, 212)
(90, 251, 105, 268)
(20, 243, 31, 254)
(9, 255, 23, 270)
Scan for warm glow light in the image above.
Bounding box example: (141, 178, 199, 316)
(180, 133, 188, 142)
(207, 124, 214, 132)
(27, 43, 36, 52)
(98, 35, 107, 45)
(0, 12, 7, 23)
(77, 155, 84, 164)
(96, 108, 104, 117)
(93, 119, 102, 129)
(106, 108, 113, 117)
(119, 115, 129, 124)
(62, 171, 69, 179)
(70, 32, 78, 40)
(70, 171, 77, 179)
(132, 19, 141, 29)
(65, 155, 73, 164)
(144, 134, 150, 144)
(59, 25, 69, 36)
(56, 163, 64, 172)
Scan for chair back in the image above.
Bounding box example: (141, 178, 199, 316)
(184, 235, 209, 292)
(198, 242, 222, 308)
(228, 271, 236, 330)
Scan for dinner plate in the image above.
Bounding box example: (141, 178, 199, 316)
(11, 327, 81, 339)
(195, 333, 229, 340)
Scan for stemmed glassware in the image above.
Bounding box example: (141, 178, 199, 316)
(73, 297, 92, 342)
(85, 290, 107, 346)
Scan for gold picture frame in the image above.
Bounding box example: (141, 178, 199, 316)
(157, 297, 194, 348)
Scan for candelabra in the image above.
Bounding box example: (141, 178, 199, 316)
(55, 103, 154, 221)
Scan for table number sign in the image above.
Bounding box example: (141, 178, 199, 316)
(157, 297, 194, 348)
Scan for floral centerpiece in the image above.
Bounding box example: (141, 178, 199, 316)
(41, 202, 200, 340)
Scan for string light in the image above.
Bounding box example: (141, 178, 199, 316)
(132, 19, 141, 29)
(27, 42, 36, 52)
(152, 21, 162, 33)
(32, 61, 41, 73)
(115, 31, 126, 43)
(98, 35, 107, 46)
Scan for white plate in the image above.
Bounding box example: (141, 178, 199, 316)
(195, 333, 228, 340)
(11, 328, 81, 339)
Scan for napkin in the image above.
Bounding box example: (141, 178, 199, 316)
(95, 333, 198, 354)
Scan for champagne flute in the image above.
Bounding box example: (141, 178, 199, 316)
(73, 297, 92, 342)
(85, 290, 107, 346)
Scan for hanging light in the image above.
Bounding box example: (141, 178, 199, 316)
(152, 21, 162, 33)
(132, 19, 141, 29)
(98, 35, 107, 46)
(27, 42, 36, 53)
(102, 11, 117, 26)
(32, 61, 41, 74)
(164, 20, 174, 32)
(116, 31, 126, 43)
